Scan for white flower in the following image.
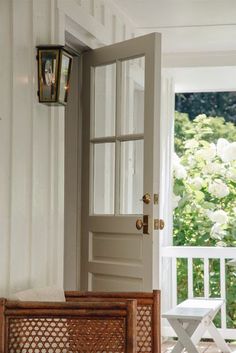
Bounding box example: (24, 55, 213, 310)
(226, 167, 236, 181)
(173, 153, 187, 179)
(217, 138, 229, 160)
(222, 142, 236, 162)
(217, 138, 236, 162)
(203, 162, 225, 175)
(194, 114, 207, 122)
(216, 241, 226, 247)
(207, 210, 228, 224)
(216, 138, 229, 157)
(187, 155, 197, 167)
(208, 179, 230, 198)
(196, 143, 216, 162)
(174, 164, 187, 179)
(210, 223, 226, 240)
(185, 139, 198, 149)
(190, 176, 203, 190)
(173, 152, 180, 164)
(173, 194, 181, 208)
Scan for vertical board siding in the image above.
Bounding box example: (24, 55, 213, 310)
(31, 0, 53, 289)
(0, 0, 12, 297)
(0, 0, 136, 296)
(9, 0, 33, 293)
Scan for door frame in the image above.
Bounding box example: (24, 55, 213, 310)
(58, 0, 139, 291)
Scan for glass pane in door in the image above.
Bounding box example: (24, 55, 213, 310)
(93, 143, 115, 214)
(121, 57, 145, 135)
(94, 64, 116, 138)
(120, 140, 144, 214)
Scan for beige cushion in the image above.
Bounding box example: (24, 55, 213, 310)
(11, 286, 65, 302)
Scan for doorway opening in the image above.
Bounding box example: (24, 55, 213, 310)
(173, 91, 236, 332)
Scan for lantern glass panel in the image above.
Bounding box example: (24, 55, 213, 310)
(59, 52, 71, 103)
(39, 50, 59, 102)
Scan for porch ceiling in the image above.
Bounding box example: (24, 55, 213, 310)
(113, 0, 236, 53)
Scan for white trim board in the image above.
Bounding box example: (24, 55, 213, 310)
(163, 66, 236, 93)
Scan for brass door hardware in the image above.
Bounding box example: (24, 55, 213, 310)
(154, 194, 159, 205)
(141, 193, 151, 204)
(154, 219, 165, 230)
(136, 215, 149, 234)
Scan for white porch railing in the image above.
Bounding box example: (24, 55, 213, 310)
(162, 246, 236, 340)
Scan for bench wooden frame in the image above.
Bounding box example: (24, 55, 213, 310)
(0, 298, 137, 353)
(65, 290, 161, 353)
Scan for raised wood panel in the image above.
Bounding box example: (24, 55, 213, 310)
(91, 232, 143, 264)
(94, 0, 105, 25)
(59, 0, 136, 47)
(80, 0, 93, 14)
(90, 273, 143, 291)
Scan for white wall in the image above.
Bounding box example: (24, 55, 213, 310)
(0, 0, 135, 297)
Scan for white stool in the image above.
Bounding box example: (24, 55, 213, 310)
(162, 298, 231, 353)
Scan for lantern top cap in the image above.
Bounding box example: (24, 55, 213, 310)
(36, 45, 76, 58)
(36, 45, 64, 49)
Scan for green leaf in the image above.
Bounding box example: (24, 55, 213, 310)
(195, 191, 205, 201)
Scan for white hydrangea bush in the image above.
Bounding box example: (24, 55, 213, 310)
(173, 114, 236, 246)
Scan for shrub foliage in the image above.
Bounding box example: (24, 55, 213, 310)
(174, 113, 236, 328)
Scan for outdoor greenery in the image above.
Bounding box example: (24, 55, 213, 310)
(175, 92, 236, 124)
(173, 112, 236, 328)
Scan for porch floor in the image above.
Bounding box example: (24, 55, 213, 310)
(161, 340, 236, 353)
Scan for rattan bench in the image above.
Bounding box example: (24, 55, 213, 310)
(65, 290, 161, 353)
(0, 298, 137, 353)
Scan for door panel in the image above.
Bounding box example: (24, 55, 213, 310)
(81, 33, 162, 291)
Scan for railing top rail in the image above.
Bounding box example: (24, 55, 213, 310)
(162, 246, 236, 259)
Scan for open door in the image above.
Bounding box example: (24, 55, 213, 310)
(81, 33, 163, 291)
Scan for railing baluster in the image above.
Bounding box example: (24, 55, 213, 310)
(172, 257, 177, 307)
(162, 246, 236, 339)
(188, 257, 193, 298)
(220, 258, 226, 329)
(204, 258, 209, 298)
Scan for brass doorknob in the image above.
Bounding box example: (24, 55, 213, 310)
(136, 219, 144, 230)
(136, 215, 149, 234)
(141, 193, 151, 204)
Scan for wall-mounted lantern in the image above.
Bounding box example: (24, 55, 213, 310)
(36, 45, 73, 106)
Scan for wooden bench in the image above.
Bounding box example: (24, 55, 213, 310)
(0, 298, 137, 353)
(162, 298, 231, 353)
(65, 290, 161, 353)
